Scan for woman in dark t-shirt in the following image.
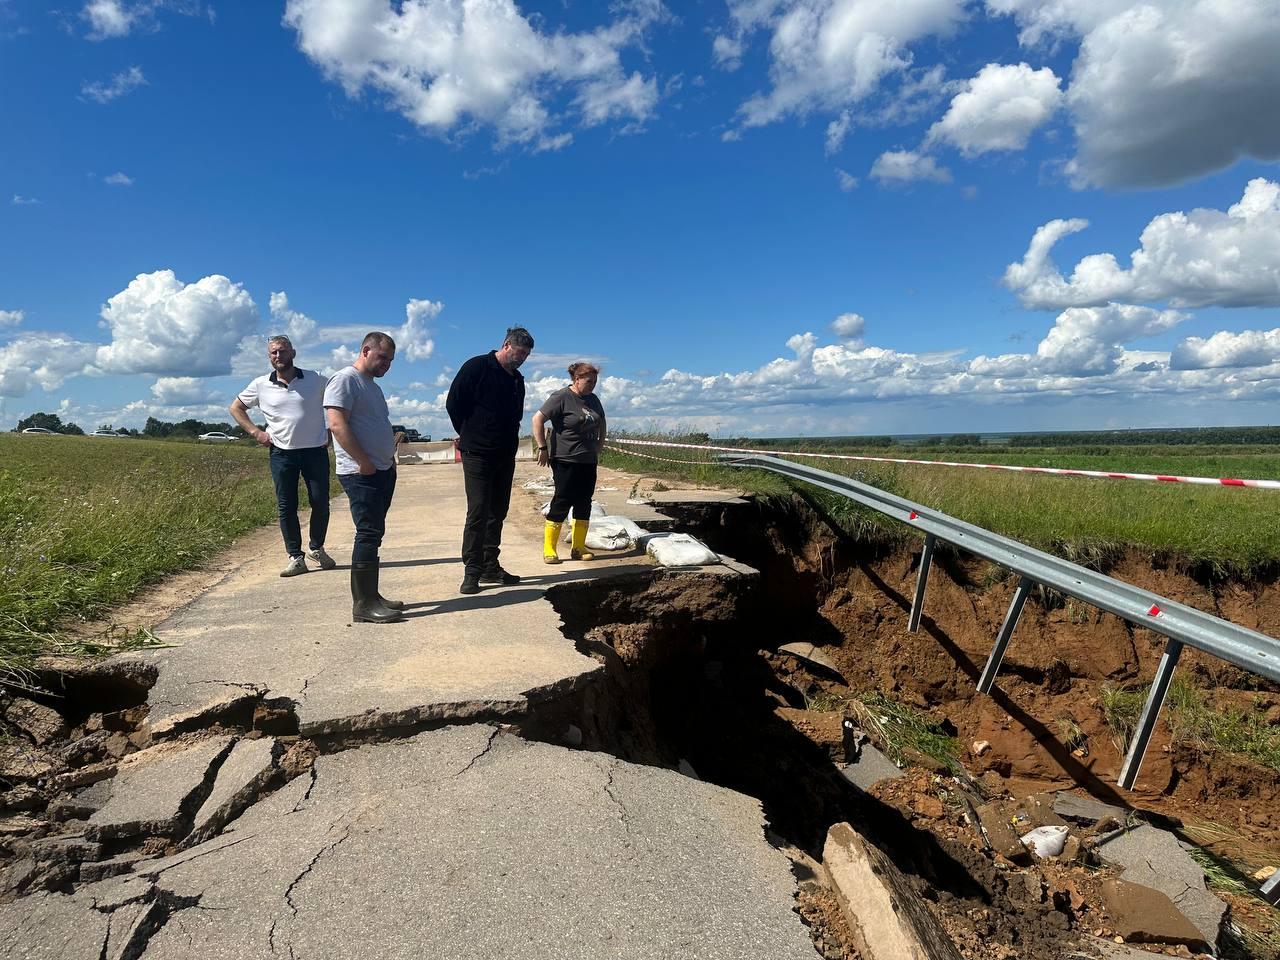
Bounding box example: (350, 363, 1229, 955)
(532, 362, 607, 563)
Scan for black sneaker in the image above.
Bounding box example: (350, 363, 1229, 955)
(479, 566, 520, 586)
(459, 575, 482, 595)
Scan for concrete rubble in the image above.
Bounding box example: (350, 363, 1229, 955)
(822, 821, 964, 960)
(86, 735, 237, 841)
(182, 737, 279, 848)
(1095, 824, 1227, 948)
(1099, 878, 1211, 953)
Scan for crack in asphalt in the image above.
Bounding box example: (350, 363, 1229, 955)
(451, 728, 501, 779)
(270, 818, 357, 958)
(602, 759, 633, 836)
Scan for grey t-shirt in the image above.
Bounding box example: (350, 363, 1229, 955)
(323, 366, 396, 475)
(539, 387, 606, 464)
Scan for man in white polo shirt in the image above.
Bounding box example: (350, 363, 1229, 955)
(230, 335, 335, 577)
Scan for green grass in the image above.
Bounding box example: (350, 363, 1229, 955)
(0, 433, 332, 681)
(846, 691, 963, 774)
(602, 437, 1280, 577)
(1099, 678, 1280, 772)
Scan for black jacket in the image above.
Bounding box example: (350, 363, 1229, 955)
(446, 351, 525, 457)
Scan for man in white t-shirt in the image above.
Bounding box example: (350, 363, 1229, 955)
(323, 331, 403, 624)
(230, 335, 335, 578)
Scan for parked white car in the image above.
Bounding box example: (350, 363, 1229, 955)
(21, 427, 56, 435)
(90, 430, 123, 438)
(198, 431, 237, 442)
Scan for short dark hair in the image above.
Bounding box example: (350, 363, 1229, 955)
(503, 326, 534, 350)
(361, 331, 396, 352)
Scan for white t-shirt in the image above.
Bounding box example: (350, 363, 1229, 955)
(237, 369, 329, 450)
(323, 366, 396, 475)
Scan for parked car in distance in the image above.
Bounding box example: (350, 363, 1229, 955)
(21, 427, 56, 435)
(89, 430, 123, 437)
(198, 431, 237, 442)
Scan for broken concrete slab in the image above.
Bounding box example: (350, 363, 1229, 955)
(837, 743, 905, 792)
(182, 737, 279, 848)
(29, 833, 103, 865)
(975, 803, 1031, 864)
(1100, 878, 1210, 952)
(1095, 824, 1227, 947)
(86, 735, 236, 841)
(1053, 791, 1127, 825)
(822, 821, 964, 960)
(48, 779, 112, 822)
(1, 696, 68, 746)
(776, 642, 848, 683)
(14, 725, 815, 960)
(79, 852, 157, 884)
(0, 743, 57, 782)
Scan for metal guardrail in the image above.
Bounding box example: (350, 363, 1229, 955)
(721, 454, 1280, 821)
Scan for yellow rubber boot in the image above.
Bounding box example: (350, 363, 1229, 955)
(570, 519, 594, 561)
(543, 521, 563, 564)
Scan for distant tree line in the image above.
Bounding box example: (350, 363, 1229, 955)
(142, 416, 245, 440)
(1004, 426, 1280, 446)
(14, 412, 85, 435)
(11, 412, 247, 441)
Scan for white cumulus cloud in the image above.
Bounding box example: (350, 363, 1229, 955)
(990, 0, 1280, 188)
(926, 62, 1061, 156)
(1171, 328, 1280, 371)
(1005, 178, 1280, 310)
(0, 335, 99, 397)
(80, 65, 146, 103)
(0, 310, 23, 328)
(150, 376, 220, 404)
(727, 0, 967, 133)
(399, 298, 440, 362)
(283, 0, 667, 150)
(268, 291, 318, 342)
(95, 270, 260, 377)
(830, 312, 865, 339)
(870, 149, 951, 184)
(103, 171, 134, 186)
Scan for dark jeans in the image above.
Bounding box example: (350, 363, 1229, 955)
(268, 446, 332, 559)
(338, 467, 397, 564)
(461, 453, 515, 576)
(547, 460, 597, 523)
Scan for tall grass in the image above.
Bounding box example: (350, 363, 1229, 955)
(1099, 678, 1280, 772)
(0, 434, 329, 678)
(603, 436, 1280, 577)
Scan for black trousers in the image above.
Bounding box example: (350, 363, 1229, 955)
(338, 467, 397, 563)
(268, 445, 331, 559)
(461, 453, 516, 576)
(547, 460, 597, 523)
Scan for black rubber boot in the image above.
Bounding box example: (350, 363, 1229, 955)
(351, 561, 404, 623)
(379, 595, 406, 611)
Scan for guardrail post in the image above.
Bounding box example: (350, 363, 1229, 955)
(977, 576, 1033, 694)
(908, 534, 936, 633)
(1262, 870, 1280, 906)
(1117, 639, 1184, 790)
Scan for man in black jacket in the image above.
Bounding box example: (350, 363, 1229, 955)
(446, 327, 534, 594)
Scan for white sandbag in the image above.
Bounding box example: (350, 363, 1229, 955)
(1020, 825, 1069, 858)
(580, 515, 647, 550)
(646, 533, 719, 567)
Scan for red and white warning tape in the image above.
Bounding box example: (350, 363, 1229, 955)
(603, 443, 721, 466)
(607, 438, 1280, 491)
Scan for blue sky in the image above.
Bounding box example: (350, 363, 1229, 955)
(2, 0, 1279, 438)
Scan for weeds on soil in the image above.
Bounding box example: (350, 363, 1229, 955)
(1100, 678, 1280, 772)
(846, 691, 963, 775)
(0, 434, 328, 681)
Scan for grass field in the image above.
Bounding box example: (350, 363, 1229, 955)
(603, 439, 1280, 577)
(0, 433, 331, 679)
